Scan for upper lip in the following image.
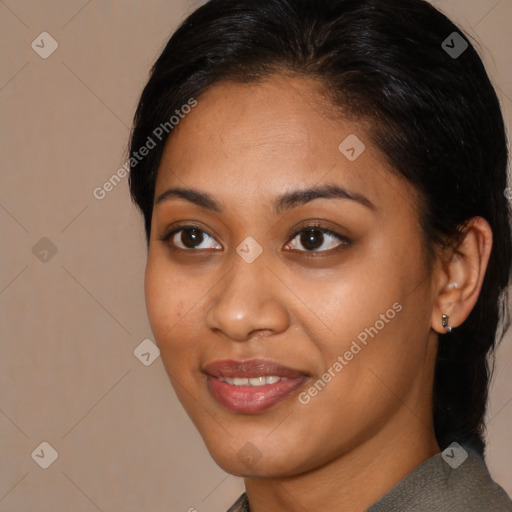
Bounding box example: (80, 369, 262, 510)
(203, 358, 308, 379)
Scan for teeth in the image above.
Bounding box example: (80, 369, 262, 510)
(219, 376, 284, 386)
(249, 376, 266, 386)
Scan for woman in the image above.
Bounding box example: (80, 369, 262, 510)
(128, 0, 512, 510)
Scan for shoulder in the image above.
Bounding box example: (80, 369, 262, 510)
(226, 446, 512, 512)
(367, 444, 512, 512)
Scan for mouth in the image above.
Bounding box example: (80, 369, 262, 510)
(203, 359, 309, 414)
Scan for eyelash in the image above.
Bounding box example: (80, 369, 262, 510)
(159, 223, 352, 257)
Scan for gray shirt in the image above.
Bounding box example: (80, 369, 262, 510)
(227, 447, 512, 511)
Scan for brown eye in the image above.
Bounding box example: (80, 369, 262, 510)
(284, 226, 350, 253)
(300, 229, 325, 251)
(163, 226, 222, 250)
(180, 228, 204, 248)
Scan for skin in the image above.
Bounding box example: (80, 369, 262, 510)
(144, 74, 492, 512)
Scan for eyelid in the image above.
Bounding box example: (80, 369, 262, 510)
(288, 225, 345, 242)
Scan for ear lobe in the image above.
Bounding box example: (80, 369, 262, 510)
(431, 217, 493, 334)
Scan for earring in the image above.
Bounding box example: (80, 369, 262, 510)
(446, 282, 458, 290)
(442, 314, 452, 333)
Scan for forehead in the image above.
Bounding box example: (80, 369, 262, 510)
(155, 74, 411, 215)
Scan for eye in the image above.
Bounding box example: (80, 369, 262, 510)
(160, 225, 222, 251)
(160, 223, 351, 254)
(284, 226, 350, 253)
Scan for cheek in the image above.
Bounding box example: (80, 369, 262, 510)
(303, 239, 432, 394)
(144, 254, 197, 364)
(144, 256, 173, 338)
(286, 254, 405, 356)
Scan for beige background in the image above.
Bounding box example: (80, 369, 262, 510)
(0, 0, 510, 510)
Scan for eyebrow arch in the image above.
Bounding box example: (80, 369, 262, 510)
(155, 183, 375, 214)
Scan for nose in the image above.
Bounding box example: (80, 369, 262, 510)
(205, 254, 290, 342)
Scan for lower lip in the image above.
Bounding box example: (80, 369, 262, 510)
(207, 375, 307, 413)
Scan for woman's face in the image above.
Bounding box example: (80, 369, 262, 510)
(145, 75, 440, 477)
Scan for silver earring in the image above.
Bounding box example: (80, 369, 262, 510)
(442, 314, 452, 333)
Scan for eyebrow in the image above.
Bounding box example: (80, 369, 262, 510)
(155, 183, 376, 214)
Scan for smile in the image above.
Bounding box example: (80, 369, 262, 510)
(204, 359, 309, 413)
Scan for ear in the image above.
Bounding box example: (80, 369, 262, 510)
(431, 217, 493, 334)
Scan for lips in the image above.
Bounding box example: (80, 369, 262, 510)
(204, 359, 308, 413)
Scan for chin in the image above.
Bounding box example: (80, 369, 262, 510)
(202, 436, 310, 479)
